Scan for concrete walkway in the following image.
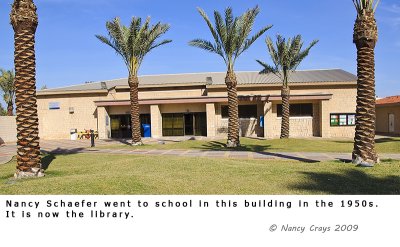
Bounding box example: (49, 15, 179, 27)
(1, 139, 400, 164)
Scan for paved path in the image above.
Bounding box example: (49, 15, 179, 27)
(1, 140, 400, 164)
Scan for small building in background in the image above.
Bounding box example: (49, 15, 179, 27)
(376, 96, 400, 136)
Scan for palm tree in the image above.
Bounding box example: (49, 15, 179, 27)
(256, 35, 318, 138)
(96, 17, 171, 145)
(0, 103, 7, 116)
(352, 0, 380, 167)
(0, 69, 15, 116)
(10, 0, 43, 178)
(189, 6, 272, 147)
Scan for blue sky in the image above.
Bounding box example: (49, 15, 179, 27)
(0, 0, 399, 101)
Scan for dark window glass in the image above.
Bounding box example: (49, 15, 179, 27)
(221, 105, 229, 118)
(277, 103, 313, 117)
(162, 113, 184, 136)
(221, 105, 258, 119)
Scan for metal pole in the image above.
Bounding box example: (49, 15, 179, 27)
(90, 129, 95, 147)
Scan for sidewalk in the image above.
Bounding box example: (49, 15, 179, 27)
(1, 140, 400, 164)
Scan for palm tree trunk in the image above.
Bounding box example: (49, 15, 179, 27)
(280, 86, 290, 139)
(128, 74, 142, 145)
(352, 46, 378, 165)
(11, 0, 43, 178)
(352, 11, 379, 166)
(225, 70, 240, 147)
(7, 102, 13, 116)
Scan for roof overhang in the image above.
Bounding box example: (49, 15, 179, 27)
(115, 82, 207, 90)
(37, 89, 108, 96)
(94, 94, 332, 107)
(376, 103, 400, 107)
(206, 81, 356, 89)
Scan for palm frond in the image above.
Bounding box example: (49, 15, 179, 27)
(256, 59, 279, 75)
(257, 34, 318, 86)
(191, 6, 271, 70)
(353, 0, 380, 16)
(97, 16, 171, 74)
(189, 39, 226, 62)
(197, 8, 221, 46)
(237, 24, 272, 58)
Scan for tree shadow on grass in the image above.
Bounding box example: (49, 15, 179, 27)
(199, 141, 269, 152)
(375, 138, 400, 144)
(199, 141, 320, 163)
(41, 153, 56, 171)
(290, 169, 400, 194)
(43, 147, 87, 155)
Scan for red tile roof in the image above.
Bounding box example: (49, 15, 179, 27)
(376, 96, 400, 105)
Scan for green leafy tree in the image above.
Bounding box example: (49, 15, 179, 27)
(0, 103, 7, 116)
(96, 17, 171, 145)
(352, 0, 380, 166)
(256, 35, 318, 138)
(0, 69, 15, 116)
(189, 6, 272, 147)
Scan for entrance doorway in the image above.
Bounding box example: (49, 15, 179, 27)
(162, 112, 207, 136)
(184, 114, 194, 136)
(110, 114, 151, 138)
(389, 114, 395, 133)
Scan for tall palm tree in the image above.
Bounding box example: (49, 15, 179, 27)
(10, 0, 43, 178)
(189, 6, 272, 147)
(0, 69, 15, 116)
(256, 35, 318, 138)
(96, 17, 171, 145)
(352, 0, 380, 167)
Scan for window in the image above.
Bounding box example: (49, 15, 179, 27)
(221, 105, 258, 119)
(330, 113, 356, 127)
(277, 103, 313, 117)
(48, 102, 60, 110)
(162, 113, 184, 136)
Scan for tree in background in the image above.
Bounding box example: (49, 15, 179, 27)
(256, 35, 318, 138)
(0, 103, 7, 116)
(189, 6, 271, 147)
(11, 0, 43, 178)
(352, 0, 380, 167)
(0, 69, 15, 116)
(96, 17, 171, 145)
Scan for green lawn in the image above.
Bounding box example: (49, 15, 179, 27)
(96, 137, 400, 153)
(1, 154, 399, 195)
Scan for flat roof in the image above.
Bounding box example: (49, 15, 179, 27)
(39, 69, 357, 94)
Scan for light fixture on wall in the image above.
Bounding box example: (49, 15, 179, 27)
(69, 107, 74, 114)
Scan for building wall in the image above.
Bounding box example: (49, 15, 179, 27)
(114, 88, 205, 100)
(214, 102, 264, 137)
(37, 93, 108, 139)
(376, 105, 400, 135)
(209, 84, 356, 138)
(0, 116, 17, 144)
(36, 83, 357, 139)
(108, 105, 150, 115)
(264, 101, 318, 138)
(160, 103, 206, 113)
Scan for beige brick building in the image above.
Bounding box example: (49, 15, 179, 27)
(376, 96, 400, 136)
(36, 69, 358, 140)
